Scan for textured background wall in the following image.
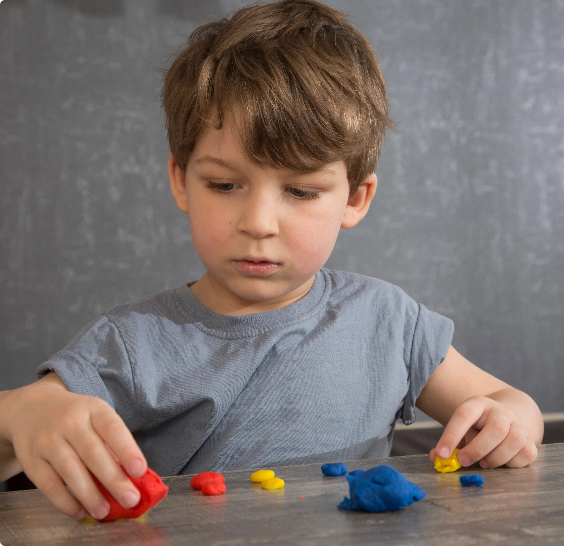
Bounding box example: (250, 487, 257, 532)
(1, 0, 563, 413)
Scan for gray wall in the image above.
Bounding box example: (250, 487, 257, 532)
(1, 0, 563, 413)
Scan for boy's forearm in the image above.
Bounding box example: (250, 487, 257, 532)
(0, 389, 24, 481)
(486, 387, 544, 445)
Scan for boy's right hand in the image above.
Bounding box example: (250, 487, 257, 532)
(0, 372, 147, 520)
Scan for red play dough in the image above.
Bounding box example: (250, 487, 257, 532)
(90, 465, 169, 521)
(190, 471, 225, 490)
(201, 481, 227, 496)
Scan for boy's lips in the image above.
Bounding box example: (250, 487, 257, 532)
(232, 258, 281, 276)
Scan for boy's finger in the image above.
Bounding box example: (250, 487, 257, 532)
(67, 428, 142, 512)
(46, 442, 117, 520)
(457, 407, 513, 466)
(90, 405, 147, 478)
(430, 427, 478, 463)
(25, 459, 87, 520)
(476, 422, 529, 468)
(434, 398, 486, 460)
(462, 427, 479, 446)
(503, 440, 538, 469)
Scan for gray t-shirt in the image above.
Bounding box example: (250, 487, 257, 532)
(37, 268, 454, 476)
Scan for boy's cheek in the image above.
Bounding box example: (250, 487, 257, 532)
(190, 219, 230, 250)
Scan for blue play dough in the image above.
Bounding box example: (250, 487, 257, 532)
(321, 463, 349, 476)
(338, 465, 426, 512)
(460, 474, 484, 487)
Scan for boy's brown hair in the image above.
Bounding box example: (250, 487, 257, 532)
(162, 0, 393, 195)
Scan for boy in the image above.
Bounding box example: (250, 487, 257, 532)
(0, 0, 542, 521)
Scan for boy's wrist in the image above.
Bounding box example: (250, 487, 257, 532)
(0, 377, 68, 481)
(0, 378, 64, 452)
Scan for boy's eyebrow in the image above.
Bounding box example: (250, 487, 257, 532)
(194, 155, 338, 177)
(194, 156, 236, 170)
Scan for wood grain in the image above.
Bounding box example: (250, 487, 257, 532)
(1, 444, 563, 545)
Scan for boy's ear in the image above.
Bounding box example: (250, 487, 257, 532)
(341, 173, 377, 229)
(168, 153, 190, 213)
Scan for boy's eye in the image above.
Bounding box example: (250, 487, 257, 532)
(206, 181, 236, 192)
(286, 187, 322, 200)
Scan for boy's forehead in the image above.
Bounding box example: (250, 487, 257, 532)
(193, 153, 344, 179)
(192, 110, 246, 156)
(190, 112, 347, 179)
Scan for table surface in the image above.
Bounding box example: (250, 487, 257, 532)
(1, 443, 563, 545)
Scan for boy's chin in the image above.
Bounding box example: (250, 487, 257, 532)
(229, 279, 307, 303)
(217, 276, 316, 313)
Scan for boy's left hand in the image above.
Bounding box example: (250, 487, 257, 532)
(429, 395, 538, 469)
(416, 346, 543, 470)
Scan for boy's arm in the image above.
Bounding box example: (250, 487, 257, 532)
(416, 346, 543, 469)
(0, 372, 148, 519)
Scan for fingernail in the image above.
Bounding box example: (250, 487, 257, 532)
(437, 445, 450, 458)
(128, 458, 144, 477)
(121, 490, 140, 508)
(73, 508, 86, 520)
(458, 453, 471, 466)
(92, 502, 110, 520)
(480, 460, 491, 469)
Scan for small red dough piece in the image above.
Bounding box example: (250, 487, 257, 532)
(90, 465, 169, 521)
(190, 471, 225, 490)
(201, 481, 227, 496)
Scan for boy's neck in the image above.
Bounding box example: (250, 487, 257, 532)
(189, 272, 316, 316)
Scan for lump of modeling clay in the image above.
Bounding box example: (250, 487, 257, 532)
(321, 463, 348, 476)
(261, 477, 285, 490)
(460, 474, 484, 487)
(201, 481, 227, 495)
(91, 465, 169, 521)
(250, 469, 275, 483)
(191, 471, 226, 495)
(338, 465, 425, 513)
(190, 471, 225, 490)
(434, 448, 462, 473)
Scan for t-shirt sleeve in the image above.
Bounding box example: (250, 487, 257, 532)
(36, 314, 141, 430)
(399, 302, 454, 425)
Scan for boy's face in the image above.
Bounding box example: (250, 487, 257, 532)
(169, 113, 376, 315)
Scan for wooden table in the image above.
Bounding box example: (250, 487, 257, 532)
(1, 443, 563, 545)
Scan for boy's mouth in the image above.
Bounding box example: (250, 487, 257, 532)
(233, 258, 281, 276)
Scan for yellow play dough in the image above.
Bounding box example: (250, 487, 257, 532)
(261, 477, 285, 490)
(434, 448, 462, 473)
(250, 469, 275, 483)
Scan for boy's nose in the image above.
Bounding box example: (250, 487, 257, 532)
(237, 194, 280, 239)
